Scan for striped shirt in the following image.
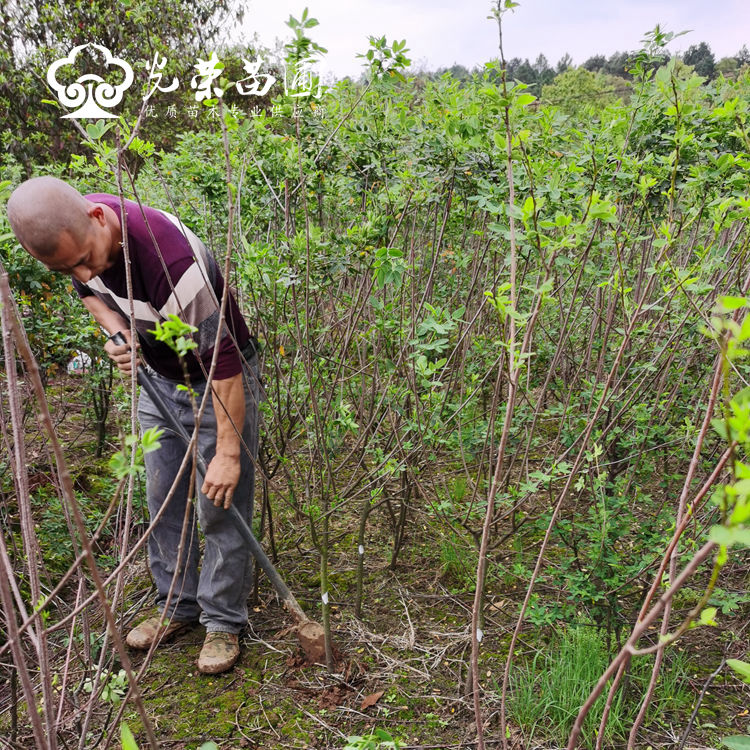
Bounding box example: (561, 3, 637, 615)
(73, 193, 250, 382)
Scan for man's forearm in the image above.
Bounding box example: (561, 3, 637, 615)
(81, 294, 128, 335)
(211, 372, 246, 457)
(81, 295, 140, 375)
(201, 372, 246, 509)
(83, 295, 140, 372)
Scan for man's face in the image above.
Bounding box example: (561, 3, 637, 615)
(33, 204, 118, 284)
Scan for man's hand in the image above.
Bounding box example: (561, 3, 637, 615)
(202, 452, 241, 509)
(205, 372, 246, 510)
(103, 330, 140, 374)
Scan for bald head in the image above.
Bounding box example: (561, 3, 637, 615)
(7, 177, 92, 258)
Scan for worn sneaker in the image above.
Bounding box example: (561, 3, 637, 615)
(197, 632, 240, 674)
(125, 616, 193, 650)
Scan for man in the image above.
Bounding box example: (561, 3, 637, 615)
(6, 176, 261, 674)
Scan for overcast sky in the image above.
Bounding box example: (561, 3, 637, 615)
(237, 0, 749, 79)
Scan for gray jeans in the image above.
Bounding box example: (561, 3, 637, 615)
(137, 353, 262, 633)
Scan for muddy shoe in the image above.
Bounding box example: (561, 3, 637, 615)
(125, 616, 192, 650)
(197, 632, 240, 674)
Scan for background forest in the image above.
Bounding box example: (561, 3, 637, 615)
(0, 1, 749, 749)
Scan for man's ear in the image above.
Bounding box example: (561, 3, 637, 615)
(88, 203, 106, 226)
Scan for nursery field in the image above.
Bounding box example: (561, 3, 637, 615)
(0, 8, 749, 750)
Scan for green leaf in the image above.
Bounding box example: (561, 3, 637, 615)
(722, 736, 750, 750)
(711, 418, 729, 440)
(727, 659, 750, 684)
(699, 606, 718, 626)
(141, 427, 163, 455)
(709, 525, 750, 547)
(522, 195, 535, 220)
(108, 451, 131, 480)
(739, 314, 750, 342)
(731, 479, 750, 496)
(589, 201, 617, 223)
(718, 295, 749, 311)
(150, 315, 198, 357)
(121, 723, 139, 750)
(86, 121, 106, 141)
(515, 93, 536, 108)
(730, 498, 750, 525)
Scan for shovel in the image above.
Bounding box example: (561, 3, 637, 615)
(111, 333, 326, 663)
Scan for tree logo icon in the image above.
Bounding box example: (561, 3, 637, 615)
(47, 43, 134, 119)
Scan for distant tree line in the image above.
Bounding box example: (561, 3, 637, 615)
(433, 42, 750, 90)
